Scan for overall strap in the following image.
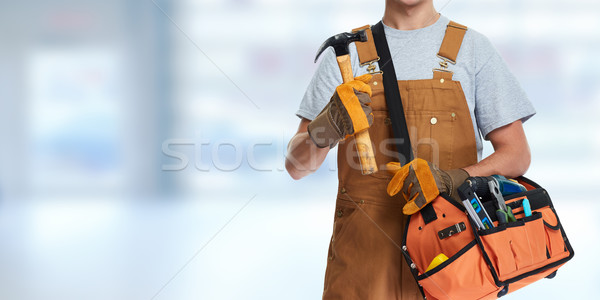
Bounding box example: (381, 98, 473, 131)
(352, 25, 381, 75)
(371, 21, 413, 164)
(435, 21, 468, 75)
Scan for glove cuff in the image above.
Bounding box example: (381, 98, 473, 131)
(444, 168, 469, 198)
(307, 108, 343, 148)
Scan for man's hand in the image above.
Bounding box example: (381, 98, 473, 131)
(285, 119, 330, 180)
(387, 158, 469, 215)
(307, 74, 374, 148)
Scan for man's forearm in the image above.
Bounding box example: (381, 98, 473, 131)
(463, 120, 531, 178)
(285, 132, 330, 180)
(463, 144, 531, 178)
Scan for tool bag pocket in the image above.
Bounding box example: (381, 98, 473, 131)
(502, 191, 569, 261)
(402, 194, 503, 300)
(479, 212, 547, 281)
(541, 208, 569, 259)
(402, 177, 574, 300)
(415, 240, 501, 300)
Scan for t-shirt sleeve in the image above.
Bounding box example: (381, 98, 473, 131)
(474, 38, 536, 140)
(295, 48, 343, 120)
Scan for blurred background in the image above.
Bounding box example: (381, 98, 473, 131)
(0, 0, 598, 299)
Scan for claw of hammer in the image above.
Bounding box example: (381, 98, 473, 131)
(315, 31, 368, 63)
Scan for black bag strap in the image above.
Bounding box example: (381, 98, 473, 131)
(371, 21, 413, 164)
(420, 203, 438, 225)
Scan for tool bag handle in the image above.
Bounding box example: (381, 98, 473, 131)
(371, 22, 413, 164)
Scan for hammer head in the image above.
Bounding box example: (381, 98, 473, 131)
(315, 30, 368, 63)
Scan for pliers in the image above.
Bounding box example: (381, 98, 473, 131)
(488, 179, 516, 224)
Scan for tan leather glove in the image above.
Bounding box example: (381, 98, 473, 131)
(387, 158, 469, 215)
(307, 74, 374, 148)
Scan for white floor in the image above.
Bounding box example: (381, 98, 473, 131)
(0, 189, 594, 300)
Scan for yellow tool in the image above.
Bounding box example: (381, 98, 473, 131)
(426, 253, 449, 272)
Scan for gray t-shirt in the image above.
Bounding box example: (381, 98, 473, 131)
(297, 15, 535, 161)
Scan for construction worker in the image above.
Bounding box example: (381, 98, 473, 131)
(286, 0, 535, 299)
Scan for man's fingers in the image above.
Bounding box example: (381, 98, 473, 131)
(409, 192, 419, 203)
(387, 164, 410, 196)
(386, 162, 402, 175)
(354, 74, 372, 84)
(356, 91, 372, 106)
(347, 78, 372, 96)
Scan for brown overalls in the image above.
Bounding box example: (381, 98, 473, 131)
(323, 22, 479, 300)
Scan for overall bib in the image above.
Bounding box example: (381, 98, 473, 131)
(322, 22, 478, 300)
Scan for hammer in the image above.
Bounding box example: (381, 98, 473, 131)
(315, 30, 378, 175)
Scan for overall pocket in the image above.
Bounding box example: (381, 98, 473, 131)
(404, 110, 455, 170)
(327, 199, 359, 261)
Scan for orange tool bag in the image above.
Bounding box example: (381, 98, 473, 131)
(401, 177, 574, 300)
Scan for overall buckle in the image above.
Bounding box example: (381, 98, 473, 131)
(433, 54, 455, 74)
(361, 57, 383, 75)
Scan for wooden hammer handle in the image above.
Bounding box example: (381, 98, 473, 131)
(336, 55, 378, 175)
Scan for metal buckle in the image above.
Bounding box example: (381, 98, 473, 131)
(432, 68, 453, 74)
(437, 222, 466, 240)
(360, 57, 383, 75)
(433, 54, 455, 74)
(436, 54, 456, 65)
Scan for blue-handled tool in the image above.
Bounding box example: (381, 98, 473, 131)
(491, 175, 527, 196)
(522, 198, 532, 217)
